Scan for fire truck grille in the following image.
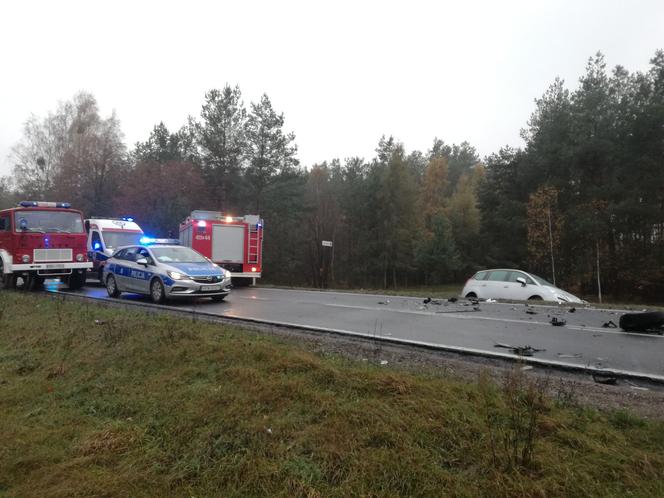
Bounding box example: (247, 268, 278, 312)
(33, 248, 72, 262)
(191, 275, 223, 284)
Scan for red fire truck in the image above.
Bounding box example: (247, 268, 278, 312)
(0, 201, 91, 290)
(179, 211, 263, 284)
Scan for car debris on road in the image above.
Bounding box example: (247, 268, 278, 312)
(550, 317, 566, 326)
(592, 373, 618, 385)
(494, 343, 546, 356)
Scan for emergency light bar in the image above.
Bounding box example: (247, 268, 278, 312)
(140, 237, 181, 245)
(18, 201, 71, 208)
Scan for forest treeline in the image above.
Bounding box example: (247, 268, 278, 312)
(1, 51, 663, 300)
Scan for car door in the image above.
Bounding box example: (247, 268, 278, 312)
(133, 247, 154, 294)
(501, 271, 530, 300)
(483, 270, 511, 299)
(121, 247, 147, 293)
(109, 248, 130, 290)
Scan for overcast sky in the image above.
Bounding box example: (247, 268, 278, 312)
(1, 0, 662, 176)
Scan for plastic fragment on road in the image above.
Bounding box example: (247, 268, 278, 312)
(485, 298, 496, 303)
(550, 317, 566, 326)
(494, 343, 545, 356)
(526, 309, 538, 315)
(568, 307, 576, 313)
(447, 297, 458, 303)
(557, 353, 583, 358)
(377, 300, 390, 305)
(602, 320, 618, 328)
(625, 380, 649, 391)
(592, 373, 618, 385)
(423, 297, 443, 305)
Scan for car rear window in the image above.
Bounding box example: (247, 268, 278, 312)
(487, 270, 509, 282)
(474, 271, 489, 280)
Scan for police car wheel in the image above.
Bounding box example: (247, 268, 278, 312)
(150, 279, 165, 304)
(106, 274, 121, 298)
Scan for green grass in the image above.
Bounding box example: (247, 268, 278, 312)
(1, 293, 663, 497)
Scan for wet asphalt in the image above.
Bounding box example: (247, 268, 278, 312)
(50, 284, 664, 380)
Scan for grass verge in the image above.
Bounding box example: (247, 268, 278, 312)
(1, 292, 663, 497)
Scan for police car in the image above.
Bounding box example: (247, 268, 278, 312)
(104, 239, 232, 303)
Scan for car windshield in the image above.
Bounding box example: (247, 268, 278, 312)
(531, 274, 554, 286)
(14, 210, 84, 233)
(150, 246, 208, 263)
(103, 231, 144, 249)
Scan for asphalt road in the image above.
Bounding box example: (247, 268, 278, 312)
(50, 284, 664, 381)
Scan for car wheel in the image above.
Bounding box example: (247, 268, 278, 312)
(211, 295, 226, 302)
(619, 311, 664, 332)
(528, 295, 543, 301)
(106, 274, 121, 298)
(150, 278, 166, 304)
(465, 292, 477, 298)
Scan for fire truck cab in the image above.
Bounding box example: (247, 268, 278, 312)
(0, 201, 91, 290)
(179, 211, 263, 285)
(85, 217, 145, 281)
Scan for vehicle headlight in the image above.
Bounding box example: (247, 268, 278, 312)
(168, 271, 186, 280)
(21, 254, 30, 263)
(76, 253, 85, 262)
(225, 270, 232, 279)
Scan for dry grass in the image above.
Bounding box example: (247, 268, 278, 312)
(0, 292, 663, 497)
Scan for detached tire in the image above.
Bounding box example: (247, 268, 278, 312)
(619, 311, 664, 332)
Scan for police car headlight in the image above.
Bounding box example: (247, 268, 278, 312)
(168, 271, 186, 280)
(76, 253, 85, 262)
(22, 254, 30, 263)
(224, 270, 231, 279)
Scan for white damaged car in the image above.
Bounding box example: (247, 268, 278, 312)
(461, 269, 583, 303)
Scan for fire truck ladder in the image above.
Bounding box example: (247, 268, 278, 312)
(248, 225, 260, 264)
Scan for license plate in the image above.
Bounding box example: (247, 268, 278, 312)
(45, 264, 65, 269)
(202, 285, 222, 292)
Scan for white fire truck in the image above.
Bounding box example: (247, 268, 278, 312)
(179, 211, 263, 284)
(85, 217, 145, 281)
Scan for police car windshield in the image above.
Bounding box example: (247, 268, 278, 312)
(103, 231, 143, 249)
(14, 210, 84, 233)
(150, 246, 208, 264)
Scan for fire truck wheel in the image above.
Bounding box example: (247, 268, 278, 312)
(0, 266, 17, 290)
(66, 270, 86, 290)
(105, 274, 121, 298)
(150, 278, 166, 304)
(27, 275, 44, 291)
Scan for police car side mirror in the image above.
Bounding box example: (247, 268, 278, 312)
(136, 257, 149, 266)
